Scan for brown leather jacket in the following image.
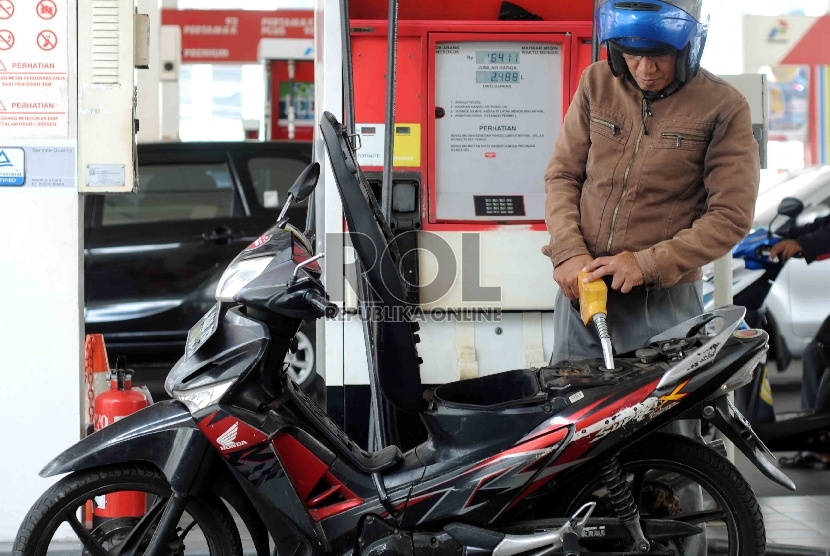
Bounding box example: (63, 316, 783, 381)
(542, 62, 760, 289)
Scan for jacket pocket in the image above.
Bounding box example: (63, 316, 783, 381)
(658, 130, 708, 151)
(589, 114, 627, 144)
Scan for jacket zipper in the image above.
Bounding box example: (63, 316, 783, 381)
(662, 132, 706, 148)
(606, 97, 650, 253)
(590, 116, 620, 135)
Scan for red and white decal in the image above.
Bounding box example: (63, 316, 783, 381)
(247, 233, 271, 250)
(198, 413, 268, 455)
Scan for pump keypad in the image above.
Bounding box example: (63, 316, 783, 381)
(474, 195, 526, 217)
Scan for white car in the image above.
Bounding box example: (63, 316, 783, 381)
(753, 166, 830, 356)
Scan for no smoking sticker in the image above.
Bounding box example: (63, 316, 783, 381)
(0, 29, 12, 50)
(36, 30, 55, 50)
(0, 1, 13, 20)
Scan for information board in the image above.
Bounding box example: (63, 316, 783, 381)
(434, 39, 563, 221)
(0, 0, 68, 138)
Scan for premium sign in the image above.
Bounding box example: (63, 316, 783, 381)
(162, 9, 313, 63)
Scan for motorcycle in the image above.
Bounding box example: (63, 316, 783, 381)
(15, 112, 794, 556)
(711, 197, 830, 454)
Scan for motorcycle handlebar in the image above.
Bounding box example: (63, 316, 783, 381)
(757, 245, 804, 262)
(304, 291, 339, 319)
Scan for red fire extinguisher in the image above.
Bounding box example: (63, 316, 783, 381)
(93, 357, 150, 528)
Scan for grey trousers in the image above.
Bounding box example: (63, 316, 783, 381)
(551, 281, 707, 555)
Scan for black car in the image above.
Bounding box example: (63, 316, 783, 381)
(84, 141, 315, 399)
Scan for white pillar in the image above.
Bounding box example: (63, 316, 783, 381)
(0, 0, 82, 541)
(314, 0, 346, 387)
(160, 0, 180, 140)
(713, 254, 736, 462)
(137, 0, 162, 142)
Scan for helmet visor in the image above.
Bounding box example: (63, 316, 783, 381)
(598, 0, 703, 20)
(597, 0, 707, 52)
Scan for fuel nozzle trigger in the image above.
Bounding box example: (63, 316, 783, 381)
(577, 271, 616, 371)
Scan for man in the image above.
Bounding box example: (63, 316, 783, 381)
(542, 2, 759, 552)
(543, 0, 759, 365)
(770, 214, 830, 470)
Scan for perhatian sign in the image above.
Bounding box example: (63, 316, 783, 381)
(0, 0, 68, 138)
(434, 40, 562, 221)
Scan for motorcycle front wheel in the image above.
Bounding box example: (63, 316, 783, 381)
(14, 463, 243, 556)
(549, 434, 765, 555)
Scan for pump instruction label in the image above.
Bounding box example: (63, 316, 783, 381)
(434, 40, 562, 221)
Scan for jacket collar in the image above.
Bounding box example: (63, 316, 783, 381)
(624, 73, 686, 101)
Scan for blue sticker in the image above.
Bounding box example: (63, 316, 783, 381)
(0, 147, 25, 186)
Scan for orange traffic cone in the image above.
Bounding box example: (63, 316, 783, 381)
(84, 334, 110, 432)
(84, 335, 110, 524)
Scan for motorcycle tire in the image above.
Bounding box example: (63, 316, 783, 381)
(13, 463, 243, 556)
(550, 433, 765, 555)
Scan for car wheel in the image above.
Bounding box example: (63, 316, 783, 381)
(287, 328, 316, 389)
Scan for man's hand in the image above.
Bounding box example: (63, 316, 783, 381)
(770, 239, 803, 262)
(554, 254, 594, 301)
(582, 251, 644, 293)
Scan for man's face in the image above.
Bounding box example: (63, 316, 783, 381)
(622, 52, 677, 92)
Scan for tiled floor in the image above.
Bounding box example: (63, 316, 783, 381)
(760, 495, 830, 552)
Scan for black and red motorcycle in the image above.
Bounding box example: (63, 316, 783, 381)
(15, 113, 794, 556)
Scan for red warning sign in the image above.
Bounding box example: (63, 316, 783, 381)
(36, 0, 55, 19)
(0, 1, 13, 20)
(0, 0, 68, 138)
(36, 30, 55, 50)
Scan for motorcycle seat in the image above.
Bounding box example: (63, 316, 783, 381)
(431, 369, 547, 410)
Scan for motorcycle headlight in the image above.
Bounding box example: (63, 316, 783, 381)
(718, 347, 767, 396)
(173, 379, 236, 413)
(215, 256, 274, 302)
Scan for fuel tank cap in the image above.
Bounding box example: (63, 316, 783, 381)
(635, 348, 660, 364)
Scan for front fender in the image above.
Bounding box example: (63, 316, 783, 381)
(40, 400, 211, 493)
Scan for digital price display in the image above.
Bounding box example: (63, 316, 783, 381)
(475, 51, 520, 64)
(435, 40, 562, 221)
(476, 71, 521, 83)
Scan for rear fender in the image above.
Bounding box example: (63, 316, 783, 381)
(701, 395, 796, 492)
(40, 400, 211, 495)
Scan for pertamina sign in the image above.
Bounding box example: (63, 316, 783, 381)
(0, 0, 67, 138)
(161, 10, 313, 63)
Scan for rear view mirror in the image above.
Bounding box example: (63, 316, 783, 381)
(288, 162, 320, 203)
(777, 197, 804, 219)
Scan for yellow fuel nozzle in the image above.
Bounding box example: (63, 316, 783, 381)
(578, 271, 608, 325)
(578, 272, 616, 370)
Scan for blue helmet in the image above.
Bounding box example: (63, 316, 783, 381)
(597, 0, 709, 83)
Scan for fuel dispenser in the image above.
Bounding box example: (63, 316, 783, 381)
(321, 0, 597, 445)
(318, 1, 767, 449)
(259, 27, 316, 141)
